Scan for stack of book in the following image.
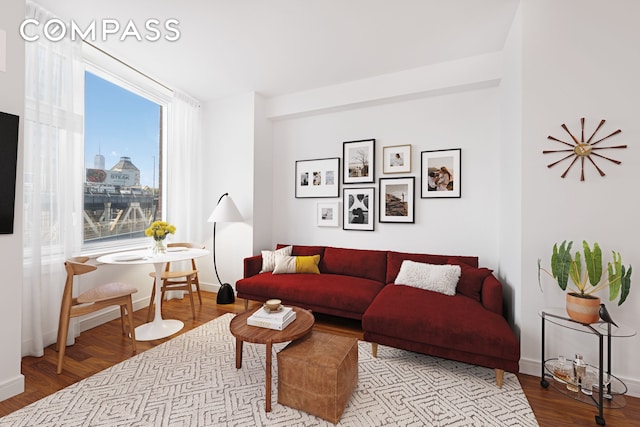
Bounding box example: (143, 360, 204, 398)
(247, 306, 297, 330)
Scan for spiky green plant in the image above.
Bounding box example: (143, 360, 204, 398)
(538, 240, 632, 306)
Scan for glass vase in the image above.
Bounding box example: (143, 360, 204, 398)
(152, 238, 166, 256)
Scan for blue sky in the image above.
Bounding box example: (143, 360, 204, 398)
(84, 72, 161, 188)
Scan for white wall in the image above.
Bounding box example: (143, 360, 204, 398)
(268, 59, 503, 269)
(498, 0, 523, 331)
(518, 0, 640, 396)
(266, 52, 503, 120)
(252, 94, 274, 253)
(0, 0, 25, 402)
(199, 93, 258, 289)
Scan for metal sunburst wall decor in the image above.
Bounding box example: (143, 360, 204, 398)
(544, 118, 626, 181)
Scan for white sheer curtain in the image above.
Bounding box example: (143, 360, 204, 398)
(166, 91, 204, 244)
(21, 2, 84, 357)
(164, 91, 205, 298)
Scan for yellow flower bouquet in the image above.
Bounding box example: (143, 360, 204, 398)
(145, 221, 176, 255)
(145, 221, 176, 241)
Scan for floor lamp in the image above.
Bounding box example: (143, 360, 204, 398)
(208, 193, 243, 304)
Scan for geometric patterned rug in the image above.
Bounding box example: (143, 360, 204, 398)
(0, 313, 538, 426)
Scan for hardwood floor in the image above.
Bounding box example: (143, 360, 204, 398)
(1, 291, 638, 426)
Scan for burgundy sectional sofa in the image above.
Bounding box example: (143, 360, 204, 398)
(235, 245, 520, 386)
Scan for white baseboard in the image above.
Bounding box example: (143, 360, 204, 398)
(78, 282, 223, 333)
(0, 374, 24, 402)
(519, 356, 640, 398)
(199, 282, 220, 293)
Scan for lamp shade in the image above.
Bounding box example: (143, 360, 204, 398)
(208, 193, 243, 223)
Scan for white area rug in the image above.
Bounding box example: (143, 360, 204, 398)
(0, 314, 538, 426)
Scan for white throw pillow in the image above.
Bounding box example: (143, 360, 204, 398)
(394, 260, 461, 296)
(272, 254, 297, 274)
(260, 246, 292, 273)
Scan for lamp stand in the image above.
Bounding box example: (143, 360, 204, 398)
(213, 216, 235, 305)
(210, 192, 242, 305)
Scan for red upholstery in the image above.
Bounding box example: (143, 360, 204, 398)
(362, 285, 520, 372)
(481, 274, 504, 315)
(243, 254, 262, 278)
(322, 246, 387, 283)
(447, 257, 493, 302)
(277, 244, 325, 258)
(236, 272, 384, 320)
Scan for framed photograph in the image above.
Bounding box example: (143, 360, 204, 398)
(317, 202, 339, 227)
(343, 139, 375, 184)
(383, 144, 411, 174)
(379, 177, 415, 223)
(421, 149, 461, 198)
(295, 157, 340, 198)
(343, 187, 375, 231)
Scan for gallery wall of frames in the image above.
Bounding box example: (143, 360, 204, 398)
(295, 138, 461, 231)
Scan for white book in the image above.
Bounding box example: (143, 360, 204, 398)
(251, 305, 293, 321)
(247, 311, 297, 330)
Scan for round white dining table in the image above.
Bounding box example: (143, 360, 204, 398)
(97, 246, 209, 341)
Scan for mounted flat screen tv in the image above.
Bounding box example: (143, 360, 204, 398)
(0, 111, 19, 234)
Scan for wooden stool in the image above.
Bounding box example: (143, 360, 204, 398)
(277, 331, 358, 423)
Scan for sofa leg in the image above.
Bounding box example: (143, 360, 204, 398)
(244, 299, 248, 310)
(495, 369, 504, 388)
(371, 342, 378, 358)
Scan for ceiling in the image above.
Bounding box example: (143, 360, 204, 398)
(34, 0, 519, 102)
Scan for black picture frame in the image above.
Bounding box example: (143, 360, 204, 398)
(343, 187, 375, 231)
(421, 148, 461, 198)
(295, 157, 340, 198)
(379, 177, 415, 223)
(343, 139, 375, 184)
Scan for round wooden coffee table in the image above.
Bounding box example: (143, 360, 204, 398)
(230, 306, 314, 412)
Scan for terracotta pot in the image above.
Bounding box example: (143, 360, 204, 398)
(566, 292, 600, 324)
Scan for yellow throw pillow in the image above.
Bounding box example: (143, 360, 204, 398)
(296, 255, 321, 274)
(273, 254, 321, 274)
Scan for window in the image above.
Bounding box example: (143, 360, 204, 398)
(82, 70, 165, 250)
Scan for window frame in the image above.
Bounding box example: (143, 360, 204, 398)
(80, 45, 171, 256)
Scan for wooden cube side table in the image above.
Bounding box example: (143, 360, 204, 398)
(277, 331, 358, 423)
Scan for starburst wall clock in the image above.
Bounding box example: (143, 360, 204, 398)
(543, 118, 626, 181)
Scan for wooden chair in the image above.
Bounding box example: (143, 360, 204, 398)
(57, 257, 137, 374)
(147, 243, 204, 321)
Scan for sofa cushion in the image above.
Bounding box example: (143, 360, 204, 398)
(261, 245, 292, 272)
(236, 272, 384, 317)
(272, 255, 321, 274)
(277, 244, 326, 258)
(362, 285, 519, 363)
(322, 246, 387, 283)
(447, 258, 493, 302)
(394, 260, 461, 296)
(386, 251, 478, 284)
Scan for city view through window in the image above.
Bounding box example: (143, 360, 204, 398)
(83, 71, 163, 245)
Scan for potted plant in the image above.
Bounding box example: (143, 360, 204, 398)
(538, 240, 632, 324)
